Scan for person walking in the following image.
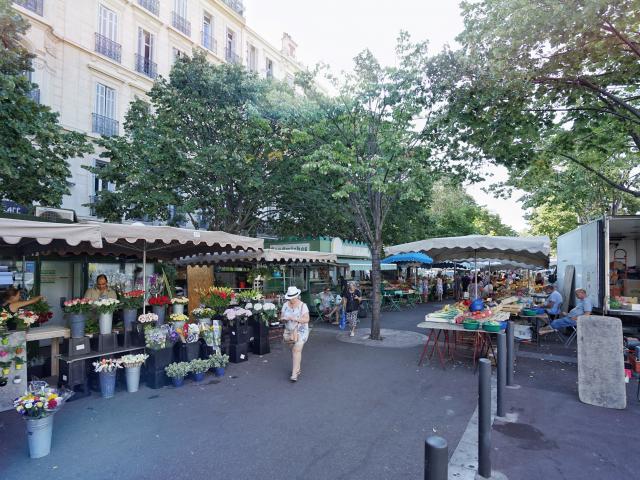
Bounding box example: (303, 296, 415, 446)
(342, 281, 362, 337)
(420, 276, 429, 303)
(436, 274, 444, 302)
(281, 286, 310, 382)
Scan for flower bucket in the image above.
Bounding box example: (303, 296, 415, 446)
(193, 371, 205, 382)
(172, 304, 185, 315)
(99, 370, 117, 398)
(172, 321, 185, 331)
(98, 313, 113, 335)
(122, 309, 137, 331)
(125, 366, 141, 393)
(26, 414, 54, 458)
(171, 376, 184, 388)
(69, 314, 86, 338)
(152, 306, 166, 325)
(199, 317, 212, 326)
(214, 367, 225, 377)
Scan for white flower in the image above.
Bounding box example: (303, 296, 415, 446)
(253, 303, 263, 312)
(263, 303, 276, 311)
(245, 303, 253, 310)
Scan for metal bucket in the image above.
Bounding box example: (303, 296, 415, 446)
(26, 414, 54, 458)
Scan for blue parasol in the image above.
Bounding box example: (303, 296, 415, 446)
(381, 252, 433, 265)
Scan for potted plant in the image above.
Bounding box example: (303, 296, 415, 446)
(170, 296, 189, 315)
(14, 357, 24, 370)
(210, 353, 229, 377)
(192, 306, 215, 326)
(189, 358, 211, 382)
(0, 334, 9, 346)
(149, 295, 170, 324)
(196, 286, 235, 316)
(92, 358, 123, 398)
(165, 361, 191, 387)
(15, 310, 38, 331)
(0, 359, 11, 376)
(14, 384, 65, 458)
(91, 299, 121, 335)
(144, 326, 166, 351)
(223, 307, 252, 344)
(63, 298, 92, 338)
(120, 290, 145, 330)
(169, 313, 189, 331)
(120, 353, 149, 393)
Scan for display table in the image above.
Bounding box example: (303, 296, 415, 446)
(26, 325, 70, 378)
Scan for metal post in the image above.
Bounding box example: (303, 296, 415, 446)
(506, 321, 515, 386)
(478, 358, 492, 478)
(424, 436, 448, 480)
(497, 332, 506, 417)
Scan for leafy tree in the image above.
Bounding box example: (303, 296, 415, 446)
(296, 34, 471, 340)
(429, 0, 640, 201)
(0, 0, 91, 208)
(526, 203, 580, 251)
(92, 53, 298, 233)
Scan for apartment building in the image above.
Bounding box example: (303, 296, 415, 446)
(12, 0, 304, 219)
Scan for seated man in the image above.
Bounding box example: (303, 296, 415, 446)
(539, 288, 592, 335)
(543, 284, 563, 318)
(318, 287, 340, 324)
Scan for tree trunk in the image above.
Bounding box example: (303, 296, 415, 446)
(370, 241, 383, 340)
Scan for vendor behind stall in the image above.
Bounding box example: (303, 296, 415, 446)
(84, 274, 118, 300)
(2, 287, 45, 330)
(543, 285, 563, 317)
(539, 288, 591, 334)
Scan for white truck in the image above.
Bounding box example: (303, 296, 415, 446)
(556, 215, 640, 323)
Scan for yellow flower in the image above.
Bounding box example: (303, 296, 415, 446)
(36, 402, 43, 408)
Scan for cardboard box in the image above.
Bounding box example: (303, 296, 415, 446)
(623, 279, 640, 297)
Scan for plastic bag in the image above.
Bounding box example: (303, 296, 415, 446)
(339, 310, 346, 330)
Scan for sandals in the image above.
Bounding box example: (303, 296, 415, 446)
(290, 370, 301, 382)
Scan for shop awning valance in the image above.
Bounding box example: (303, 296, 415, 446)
(0, 218, 103, 255)
(176, 249, 337, 266)
(386, 235, 551, 269)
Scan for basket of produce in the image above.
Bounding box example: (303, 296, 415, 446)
(463, 319, 480, 330)
(482, 321, 503, 332)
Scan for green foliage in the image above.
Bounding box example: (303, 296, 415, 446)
(164, 361, 191, 378)
(526, 203, 579, 251)
(0, 0, 92, 208)
(189, 358, 211, 374)
(209, 353, 229, 368)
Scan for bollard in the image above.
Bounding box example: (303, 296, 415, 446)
(424, 436, 448, 480)
(478, 358, 492, 478)
(506, 321, 515, 386)
(497, 332, 506, 417)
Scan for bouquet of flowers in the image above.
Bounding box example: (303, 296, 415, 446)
(120, 290, 145, 309)
(147, 273, 163, 296)
(223, 307, 252, 324)
(63, 298, 92, 315)
(236, 289, 263, 303)
(137, 312, 158, 325)
(170, 297, 189, 305)
(196, 287, 235, 312)
(16, 310, 38, 328)
(176, 323, 200, 343)
(246, 302, 278, 326)
(0, 310, 13, 326)
(200, 324, 216, 347)
(91, 298, 121, 314)
(119, 353, 149, 368)
(145, 327, 166, 350)
(149, 295, 170, 307)
(31, 299, 53, 325)
(14, 389, 61, 418)
(169, 313, 189, 323)
(92, 358, 123, 373)
(192, 307, 215, 319)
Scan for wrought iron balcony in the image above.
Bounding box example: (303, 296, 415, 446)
(201, 31, 217, 54)
(92, 113, 119, 137)
(135, 54, 157, 79)
(222, 0, 244, 17)
(27, 88, 40, 104)
(171, 11, 191, 37)
(95, 33, 122, 63)
(137, 0, 158, 16)
(225, 47, 241, 65)
(14, 0, 43, 16)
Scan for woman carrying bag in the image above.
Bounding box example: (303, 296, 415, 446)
(281, 286, 310, 383)
(342, 282, 362, 337)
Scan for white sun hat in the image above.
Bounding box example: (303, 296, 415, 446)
(284, 286, 302, 299)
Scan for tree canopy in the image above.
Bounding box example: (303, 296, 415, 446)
(0, 0, 91, 209)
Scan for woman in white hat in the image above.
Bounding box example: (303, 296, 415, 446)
(281, 286, 310, 382)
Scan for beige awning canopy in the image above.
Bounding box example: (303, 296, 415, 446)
(177, 249, 337, 266)
(0, 218, 103, 256)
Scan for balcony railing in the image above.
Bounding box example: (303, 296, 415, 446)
(27, 88, 40, 104)
(95, 33, 122, 63)
(14, 0, 44, 16)
(92, 113, 119, 137)
(225, 47, 240, 65)
(201, 31, 217, 54)
(137, 0, 159, 16)
(135, 54, 157, 79)
(171, 11, 191, 37)
(222, 0, 244, 17)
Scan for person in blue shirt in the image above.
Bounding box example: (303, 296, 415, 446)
(540, 288, 592, 334)
(543, 285, 563, 317)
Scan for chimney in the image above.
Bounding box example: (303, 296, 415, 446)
(281, 32, 297, 59)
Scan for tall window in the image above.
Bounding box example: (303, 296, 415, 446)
(202, 13, 215, 51)
(174, 0, 187, 18)
(136, 28, 157, 78)
(265, 58, 274, 79)
(96, 5, 121, 62)
(247, 44, 257, 72)
(172, 0, 190, 36)
(93, 83, 118, 136)
(226, 29, 238, 64)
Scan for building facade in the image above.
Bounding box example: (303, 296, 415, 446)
(12, 0, 304, 219)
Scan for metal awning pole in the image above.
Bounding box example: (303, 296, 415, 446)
(474, 250, 478, 298)
(142, 242, 147, 314)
